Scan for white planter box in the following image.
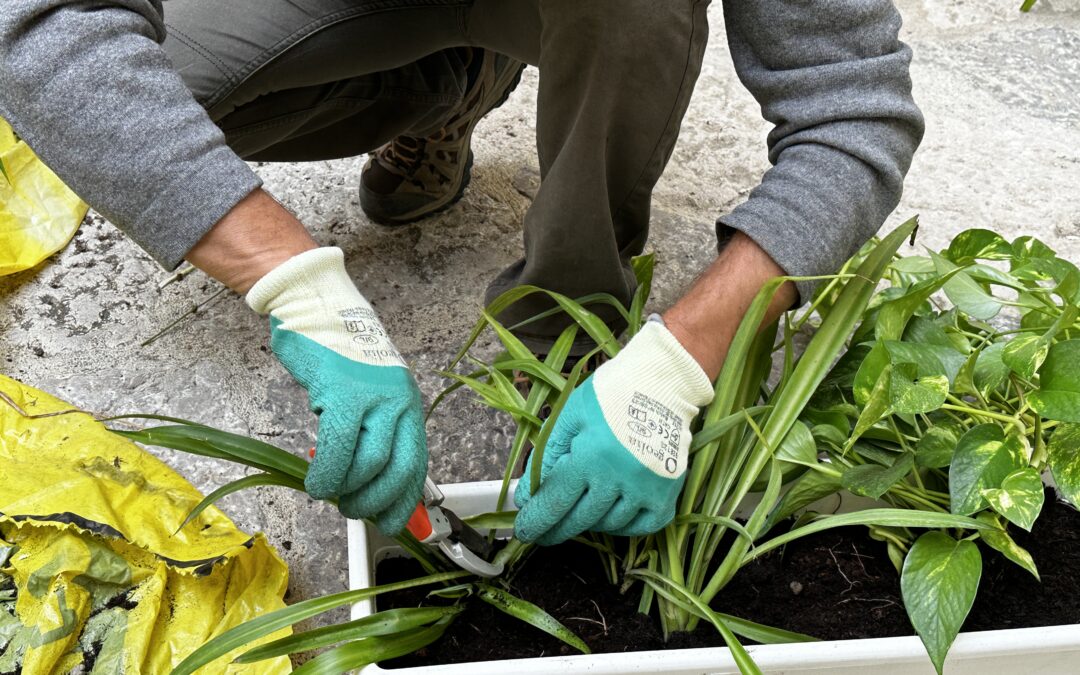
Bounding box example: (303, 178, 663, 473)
(347, 480, 1080, 674)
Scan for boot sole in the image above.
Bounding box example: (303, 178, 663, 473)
(364, 61, 526, 227)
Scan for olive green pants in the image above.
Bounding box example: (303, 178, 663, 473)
(163, 0, 710, 352)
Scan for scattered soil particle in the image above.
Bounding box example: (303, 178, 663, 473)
(377, 489, 1080, 667)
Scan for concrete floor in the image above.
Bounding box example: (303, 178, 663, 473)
(2, 0, 1079, 615)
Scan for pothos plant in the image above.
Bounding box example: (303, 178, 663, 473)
(769, 226, 1080, 673)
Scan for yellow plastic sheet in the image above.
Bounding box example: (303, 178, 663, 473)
(0, 374, 293, 674)
(0, 118, 87, 276)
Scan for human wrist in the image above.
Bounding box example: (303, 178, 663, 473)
(663, 232, 796, 379)
(185, 189, 318, 294)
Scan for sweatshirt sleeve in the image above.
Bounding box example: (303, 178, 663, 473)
(0, 1, 261, 270)
(718, 0, 925, 304)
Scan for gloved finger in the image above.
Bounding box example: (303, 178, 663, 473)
(371, 483, 421, 537)
(594, 497, 640, 533)
(513, 458, 586, 544)
(374, 415, 427, 535)
(514, 454, 537, 510)
(538, 404, 580, 478)
(306, 408, 365, 500)
(343, 409, 428, 518)
(339, 406, 398, 495)
(610, 505, 676, 538)
(516, 409, 579, 507)
(535, 486, 619, 546)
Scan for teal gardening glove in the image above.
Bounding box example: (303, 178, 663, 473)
(246, 247, 426, 534)
(515, 319, 714, 545)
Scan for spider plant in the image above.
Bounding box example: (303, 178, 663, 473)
(108, 412, 591, 673)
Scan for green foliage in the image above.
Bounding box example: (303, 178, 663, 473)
(1048, 423, 1080, 506)
(115, 283, 631, 672)
(170, 571, 468, 675)
(981, 468, 1044, 531)
(901, 532, 982, 675)
(1028, 340, 1080, 421)
(769, 227, 1079, 672)
(234, 607, 463, 663)
(842, 454, 914, 499)
(477, 584, 591, 654)
(949, 425, 1026, 516)
(289, 618, 454, 675)
(976, 513, 1039, 580)
(116, 222, 1080, 675)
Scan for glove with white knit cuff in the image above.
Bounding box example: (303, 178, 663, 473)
(514, 319, 715, 545)
(246, 247, 427, 535)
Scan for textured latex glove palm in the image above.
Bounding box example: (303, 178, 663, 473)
(247, 247, 426, 535)
(514, 321, 714, 545)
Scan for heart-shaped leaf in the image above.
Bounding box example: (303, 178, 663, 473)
(1048, 423, 1080, 509)
(980, 467, 1044, 531)
(916, 426, 960, 469)
(945, 271, 1002, 320)
(884, 341, 953, 378)
(891, 255, 936, 287)
(846, 364, 893, 452)
(949, 424, 1026, 516)
(1029, 340, 1080, 422)
(810, 423, 847, 448)
(855, 441, 902, 467)
(946, 229, 1013, 264)
(889, 362, 948, 414)
(976, 513, 1040, 580)
(876, 268, 963, 342)
(764, 470, 843, 530)
(1002, 334, 1049, 380)
(931, 251, 1002, 320)
(966, 264, 1028, 293)
(842, 453, 915, 499)
(776, 421, 819, 467)
(973, 343, 1011, 398)
(853, 341, 891, 406)
(1003, 306, 1080, 380)
(1011, 235, 1056, 264)
(902, 532, 982, 675)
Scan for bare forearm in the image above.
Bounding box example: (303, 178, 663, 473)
(185, 189, 318, 295)
(663, 232, 796, 380)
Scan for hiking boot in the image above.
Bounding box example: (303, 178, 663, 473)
(360, 50, 526, 225)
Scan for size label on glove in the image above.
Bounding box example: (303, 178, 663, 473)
(624, 392, 683, 475)
(589, 323, 711, 480)
(338, 306, 404, 366)
(338, 307, 399, 359)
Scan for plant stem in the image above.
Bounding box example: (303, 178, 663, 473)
(940, 402, 1026, 434)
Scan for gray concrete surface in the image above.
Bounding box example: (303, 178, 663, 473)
(2, 0, 1079, 618)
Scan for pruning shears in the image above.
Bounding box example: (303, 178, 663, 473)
(308, 448, 503, 578)
(408, 476, 504, 578)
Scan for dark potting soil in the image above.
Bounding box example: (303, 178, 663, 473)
(377, 489, 1080, 667)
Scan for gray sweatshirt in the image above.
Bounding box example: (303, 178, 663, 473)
(0, 1, 923, 304)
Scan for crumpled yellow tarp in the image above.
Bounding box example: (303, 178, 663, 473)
(0, 118, 87, 276)
(0, 374, 292, 674)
